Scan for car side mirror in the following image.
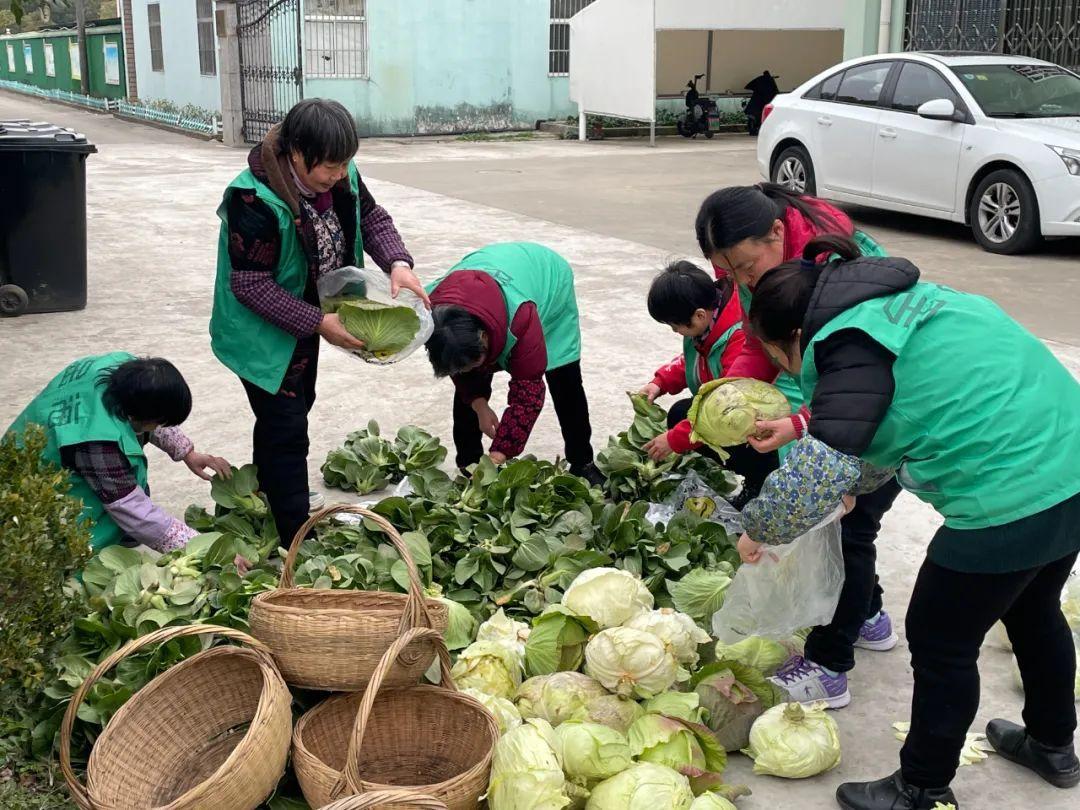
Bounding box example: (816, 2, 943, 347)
(917, 98, 960, 121)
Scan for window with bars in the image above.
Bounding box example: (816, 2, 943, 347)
(148, 3, 163, 72)
(196, 0, 216, 76)
(549, 0, 596, 75)
(306, 0, 368, 79)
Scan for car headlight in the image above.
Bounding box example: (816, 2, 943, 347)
(1048, 145, 1080, 176)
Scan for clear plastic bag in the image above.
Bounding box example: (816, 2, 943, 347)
(644, 472, 743, 535)
(317, 265, 433, 365)
(712, 507, 845, 643)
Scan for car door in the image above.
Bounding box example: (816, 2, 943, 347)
(871, 61, 967, 213)
(812, 61, 895, 197)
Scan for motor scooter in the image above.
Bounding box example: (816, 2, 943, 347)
(677, 74, 719, 139)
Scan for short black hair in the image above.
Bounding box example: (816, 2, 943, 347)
(279, 98, 359, 171)
(426, 306, 488, 377)
(647, 261, 723, 326)
(97, 358, 192, 427)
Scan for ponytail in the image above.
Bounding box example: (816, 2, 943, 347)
(800, 233, 861, 263)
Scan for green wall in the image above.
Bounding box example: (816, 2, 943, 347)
(0, 28, 126, 99)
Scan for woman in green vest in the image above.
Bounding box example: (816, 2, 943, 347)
(210, 99, 426, 546)
(739, 234, 1080, 809)
(5, 353, 231, 554)
(425, 242, 601, 485)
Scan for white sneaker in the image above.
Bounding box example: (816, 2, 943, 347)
(768, 655, 851, 709)
(309, 491, 326, 512)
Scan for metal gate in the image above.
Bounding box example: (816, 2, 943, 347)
(238, 0, 304, 143)
(904, 0, 1080, 71)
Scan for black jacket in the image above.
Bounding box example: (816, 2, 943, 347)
(800, 257, 921, 456)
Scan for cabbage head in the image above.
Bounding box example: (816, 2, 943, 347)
(462, 687, 523, 735)
(337, 298, 420, 356)
(585, 762, 694, 810)
(585, 627, 681, 699)
(666, 567, 734, 624)
(689, 794, 737, 810)
(642, 692, 706, 725)
(713, 637, 789, 676)
(563, 568, 654, 629)
(525, 604, 598, 677)
(626, 609, 711, 667)
(479, 608, 532, 660)
(692, 660, 786, 752)
(628, 714, 727, 786)
(451, 640, 523, 700)
(488, 718, 572, 810)
(517, 672, 609, 727)
(687, 378, 790, 456)
(572, 695, 646, 735)
(554, 721, 634, 782)
(744, 702, 841, 778)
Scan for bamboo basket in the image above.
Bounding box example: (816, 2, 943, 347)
(320, 790, 447, 809)
(248, 504, 449, 691)
(60, 625, 292, 810)
(293, 628, 499, 810)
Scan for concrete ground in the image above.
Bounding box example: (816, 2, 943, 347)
(2, 91, 1078, 809)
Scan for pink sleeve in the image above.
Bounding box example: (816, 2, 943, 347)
(103, 488, 196, 553)
(724, 331, 781, 382)
(149, 427, 194, 462)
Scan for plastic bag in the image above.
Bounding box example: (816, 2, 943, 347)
(317, 265, 433, 365)
(644, 472, 743, 535)
(711, 507, 845, 642)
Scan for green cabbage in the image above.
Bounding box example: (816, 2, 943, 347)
(571, 695, 646, 735)
(525, 605, 599, 677)
(712, 637, 789, 676)
(462, 687, 523, 735)
(585, 627, 682, 699)
(431, 594, 477, 651)
(687, 378, 790, 456)
(642, 692, 706, 725)
(479, 608, 532, 660)
(689, 794, 737, 810)
(337, 298, 421, 356)
(692, 660, 786, 752)
(626, 609, 712, 667)
(488, 718, 573, 810)
(517, 672, 609, 727)
(628, 714, 727, 787)
(563, 567, 654, 629)
(554, 721, 634, 782)
(744, 702, 841, 778)
(451, 640, 523, 699)
(667, 567, 734, 624)
(585, 762, 694, 810)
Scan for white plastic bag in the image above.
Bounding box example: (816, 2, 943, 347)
(644, 472, 743, 535)
(712, 507, 845, 643)
(317, 265, 433, 365)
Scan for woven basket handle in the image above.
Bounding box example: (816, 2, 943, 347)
(59, 624, 269, 810)
(342, 627, 455, 791)
(321, 790, 448, 809)
(278, 504, 431, 632)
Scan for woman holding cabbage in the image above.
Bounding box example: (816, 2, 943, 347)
(424, 242, 602, 486)
(695, 183, 900, 709)
(738, 234, 1080, 809)
(210, 99, 426, 545)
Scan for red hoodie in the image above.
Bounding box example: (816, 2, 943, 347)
(651, 287, 746, 454)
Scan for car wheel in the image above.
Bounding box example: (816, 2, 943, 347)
(968, 169, 1041, 254)
(772, 145, 816, 195)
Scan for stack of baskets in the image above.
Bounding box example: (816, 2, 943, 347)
(61, 505, 499, 810)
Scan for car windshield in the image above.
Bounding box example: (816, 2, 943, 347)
(951, 63, 1080, 117)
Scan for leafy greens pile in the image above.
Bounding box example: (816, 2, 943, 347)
(321, 421, 447, 495)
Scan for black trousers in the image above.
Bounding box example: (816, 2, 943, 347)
(804, 476, 903, 672)
(452, 361, 594, 471)
(667, 398, 779, 501)
(901, 550, 1078, 787)
(240, 336, 319, 547)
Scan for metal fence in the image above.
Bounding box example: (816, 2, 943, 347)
(305, 0, 368, 78)
(238, 0, 304, 143)
(1003, 0, 1080, 70)
(0, 79, 113, 111)
(549, 0, 597, 75)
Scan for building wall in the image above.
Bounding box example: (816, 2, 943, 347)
(0, 27, 126, 99)
(129, 0, 221, 112)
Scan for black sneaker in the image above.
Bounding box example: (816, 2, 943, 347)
(571, 462, 606, 489)
(836, 771, 957, 810)
(986, 719, 1080, 788)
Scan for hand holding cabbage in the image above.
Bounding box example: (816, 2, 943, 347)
(687, 378, 790, 459)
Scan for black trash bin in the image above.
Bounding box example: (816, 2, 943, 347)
(0, 119, 97, 317)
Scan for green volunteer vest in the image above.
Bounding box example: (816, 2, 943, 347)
(427, 242, 582, 371)
(801, 282, 1080, 530)
(5, 353, 149, 552)
(683, 321, 741, 394)
(209, 164, 365, 393)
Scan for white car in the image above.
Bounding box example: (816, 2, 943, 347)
(757, 52, 1080, 253)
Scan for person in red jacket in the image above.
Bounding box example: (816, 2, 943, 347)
(638, 261, 779, 502)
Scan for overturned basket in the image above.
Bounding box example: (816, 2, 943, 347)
(248, 504, 449, 691)
(293, 628, 499, 810)
(60, 624, 292, 810)
(321, 790, 447, 809)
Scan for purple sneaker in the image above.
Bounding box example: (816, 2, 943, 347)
(767, 655, 851, 709)
(855, 610, 899, 652)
